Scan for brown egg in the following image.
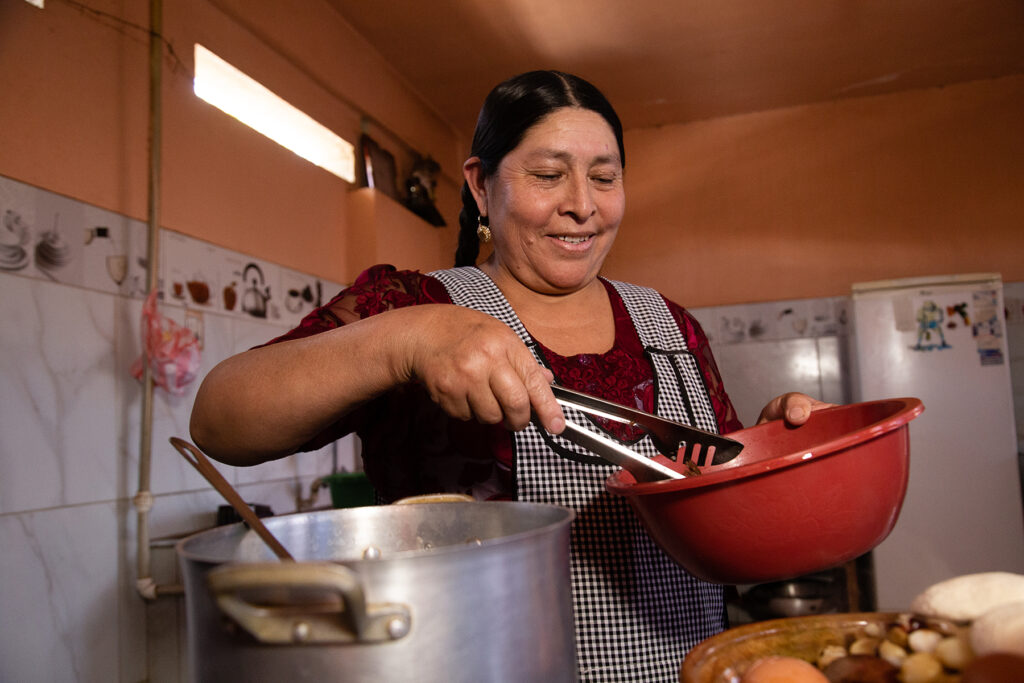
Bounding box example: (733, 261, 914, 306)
(961, 653, 1024, 683)
(741, 655, 829, 683)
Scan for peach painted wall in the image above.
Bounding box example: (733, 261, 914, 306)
(0, 0, 462, 285)
(2, 2, 1021, 305)
(605, 75, 1024, 307)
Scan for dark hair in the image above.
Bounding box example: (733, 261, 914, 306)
(454, 70, 625, 267)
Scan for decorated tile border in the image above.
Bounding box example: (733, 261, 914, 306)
(5, 174, 1018, 345)
(691, 295, 851, 346)
(0, 174, 343, 329)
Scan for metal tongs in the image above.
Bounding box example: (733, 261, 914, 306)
(552, 385, 745, 483)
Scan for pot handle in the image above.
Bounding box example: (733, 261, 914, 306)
(207, 562, 411, 645)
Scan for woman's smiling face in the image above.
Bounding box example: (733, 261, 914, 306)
(467, 107, 625, 295)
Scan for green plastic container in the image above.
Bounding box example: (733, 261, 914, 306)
(323, 471, 376, 508)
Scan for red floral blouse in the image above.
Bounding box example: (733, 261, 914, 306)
(267, 265, 741, 500)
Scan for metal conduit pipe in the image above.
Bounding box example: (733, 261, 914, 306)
(134, 0, 163, 602)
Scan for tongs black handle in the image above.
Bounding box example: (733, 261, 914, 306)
(551, 385, 743, 467)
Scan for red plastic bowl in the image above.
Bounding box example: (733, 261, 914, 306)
(605, 398, 924, 585)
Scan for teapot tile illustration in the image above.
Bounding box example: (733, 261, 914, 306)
(239, 262, 270, 318)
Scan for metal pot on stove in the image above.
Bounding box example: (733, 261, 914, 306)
(741, 576, 839, 621)
(177, 501, 577, 682)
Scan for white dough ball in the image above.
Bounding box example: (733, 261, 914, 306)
(970, 601, 1024, 657)
(910, 572, 1024, 621)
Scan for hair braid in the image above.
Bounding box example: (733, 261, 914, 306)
(454, 183, 481, 267)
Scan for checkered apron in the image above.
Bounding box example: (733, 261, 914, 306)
(430, 267, 726, 682)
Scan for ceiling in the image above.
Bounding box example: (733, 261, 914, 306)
(326, 0, 1024, 138)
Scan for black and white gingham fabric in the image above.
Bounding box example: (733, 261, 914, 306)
(606, 279, 720, 436)
(430, 267, 726, 683)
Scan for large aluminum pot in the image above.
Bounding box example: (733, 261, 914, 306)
(177, 501, 576, 682)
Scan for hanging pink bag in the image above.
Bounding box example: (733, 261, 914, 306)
(131, 291, 201, 395)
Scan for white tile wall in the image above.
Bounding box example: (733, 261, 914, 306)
(0, 276, 119, 513)
(0, 176, 352, 683)
(0, 502, 123, 682)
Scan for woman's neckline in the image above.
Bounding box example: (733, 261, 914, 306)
(470, 266, 622, 358)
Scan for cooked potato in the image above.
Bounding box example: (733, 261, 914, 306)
(878, 638, 908, 668)
(850, 637, 882, 656)
(907, 628, 944, 654)
(887, 625, 910, 648)
(900, 652, 944, 683)
(934, 635, 974, 670)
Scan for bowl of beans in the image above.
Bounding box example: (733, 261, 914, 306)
(680, 611, 974, 683)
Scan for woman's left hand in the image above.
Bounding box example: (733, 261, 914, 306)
(756, 392, 836, 426)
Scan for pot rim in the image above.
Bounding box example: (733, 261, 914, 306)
(176, 500, 575, 565)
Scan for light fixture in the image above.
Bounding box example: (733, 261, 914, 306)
(193, 44, 355, 183)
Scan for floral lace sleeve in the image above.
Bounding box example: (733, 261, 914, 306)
(261, 264, 452, 450)
(664, 297, 744, 434)
(265, 264, 451, 344)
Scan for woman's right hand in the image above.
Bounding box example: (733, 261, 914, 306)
(393, 305, 565, 435)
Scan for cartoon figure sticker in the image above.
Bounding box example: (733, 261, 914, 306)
(912, 300, 951, 351)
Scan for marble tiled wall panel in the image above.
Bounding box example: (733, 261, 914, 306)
(0, 270, 356, 683)
(0, 276, 120, 513)
(0, 174, 353, 683)
(0, 272, 352, 513)
(0, 502, 124, 682)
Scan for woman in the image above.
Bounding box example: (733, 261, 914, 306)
(190, 70, 827, 682)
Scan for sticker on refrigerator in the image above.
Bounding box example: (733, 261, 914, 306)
(971, 289, 1004, 366)
(911, 300, 951, 351)
(945, 302, 969, 328)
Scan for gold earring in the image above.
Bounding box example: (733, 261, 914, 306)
(476, 215, 492, 243)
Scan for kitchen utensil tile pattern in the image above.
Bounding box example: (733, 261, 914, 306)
(0, 174, 341, 330)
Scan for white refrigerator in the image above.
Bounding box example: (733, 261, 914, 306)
(851, 273, 1024, 610)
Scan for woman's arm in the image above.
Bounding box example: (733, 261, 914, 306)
(189, 303, 564, 466)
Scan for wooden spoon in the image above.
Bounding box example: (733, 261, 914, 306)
(169, 437, 294, 561)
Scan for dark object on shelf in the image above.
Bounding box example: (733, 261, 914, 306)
(403, 155, 445, 226)
(216, 503, 274, 527)
(360, 134, 399, 200)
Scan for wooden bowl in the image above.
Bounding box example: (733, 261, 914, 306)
(679, 611, 961, 683)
